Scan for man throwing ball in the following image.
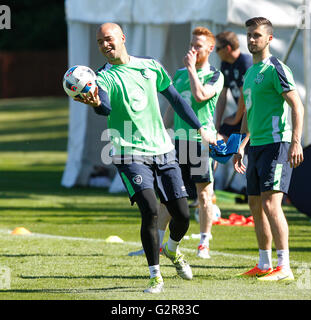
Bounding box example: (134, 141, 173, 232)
(75, 23, 216, 293)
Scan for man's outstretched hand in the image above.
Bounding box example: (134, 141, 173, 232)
(74, 86, 101, 107)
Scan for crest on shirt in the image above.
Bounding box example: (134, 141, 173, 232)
(133, 175, 143, 185)
(255, 73, 264, 84)
(141, 68, 152, 79)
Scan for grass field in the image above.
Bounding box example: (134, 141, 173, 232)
(0, 97, 311, 301)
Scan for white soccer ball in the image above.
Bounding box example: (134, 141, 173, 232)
(62, 65, 97, 98)
(194, 204, 221, 223)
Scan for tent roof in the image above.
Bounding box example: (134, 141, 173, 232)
(65, 0, 304, 26)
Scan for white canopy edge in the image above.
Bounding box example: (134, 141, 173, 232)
(65, 0, 304, 27)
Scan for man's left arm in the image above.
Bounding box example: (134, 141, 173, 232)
(160, 85, 216, 146)
(282, 90, 304, 168)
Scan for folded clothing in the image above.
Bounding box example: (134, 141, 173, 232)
(209, 133, 246, 164)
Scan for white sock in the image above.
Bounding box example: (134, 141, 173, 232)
(276, 249, 290, 270)
(149, 265, 161, 279)
(258, 249, 272, 270)
(199, 233, 211, 247)
(158, 229, 165, 248)
(167, 236, 179, 253)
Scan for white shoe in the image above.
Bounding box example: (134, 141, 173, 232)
(197, 245, 211, 259)
(128, 248, 145, 256)
(257, 266, 295, 281)
(143, 276, 164, 293)
(128, 246, 164, 256)
(163, 243, 193, 280)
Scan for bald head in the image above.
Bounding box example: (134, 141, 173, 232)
(96, 22, 128, 64)
(96, 23, 124, 38)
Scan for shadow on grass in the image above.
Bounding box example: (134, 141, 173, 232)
(19, 274, 147, 280)
(190, 264, 247, 270)
(0, 97, 68, 112)
(0, 171, 119, 196)
(0, 206, 139, 217)
(0, 209, 141, 225)
(0, 139, 68, 152)
(0, 123, 68, 136)
(0, 253, 106, 258)
(0, 287, 132, 294)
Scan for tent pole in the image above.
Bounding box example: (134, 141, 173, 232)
(303, 0, 311, 146)
(282, 28, 300, 64)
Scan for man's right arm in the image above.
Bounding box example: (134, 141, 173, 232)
(74, 85, 112, 116)
(215, 87, 228, 131)
(233, 110, 249, 174)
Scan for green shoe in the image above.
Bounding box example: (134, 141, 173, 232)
(143, 276, 164, 293)
(163, 243, 193, 280)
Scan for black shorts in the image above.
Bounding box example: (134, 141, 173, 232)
(219, 113, 242, 138)
(175, 139, 213, 198)
(114, 149, 188, 204)
(246, 142, 293, 196)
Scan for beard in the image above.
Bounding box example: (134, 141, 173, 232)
(248, 41, 269, 54)
(195, 52, 208, 66)
(248, 46, 259, 54)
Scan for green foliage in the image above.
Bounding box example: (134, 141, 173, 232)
(0, 0, 67, 50)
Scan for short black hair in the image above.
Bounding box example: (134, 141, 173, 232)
(245, 17, 273, 35)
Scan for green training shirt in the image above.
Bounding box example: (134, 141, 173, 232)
(173, 65, 224, 142)
(243, 55, 295, 146)
(96, 56, 174, 156)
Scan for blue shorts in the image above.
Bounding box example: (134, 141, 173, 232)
(246, 142, 293, 196)
(114, 150, 188, 204)
(175, 139, 213, 186)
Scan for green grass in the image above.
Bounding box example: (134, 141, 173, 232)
(0, 97, 311, 300)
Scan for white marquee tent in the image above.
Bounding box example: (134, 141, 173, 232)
(61, 0, 311, 191)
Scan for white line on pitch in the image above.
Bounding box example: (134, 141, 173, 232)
(0, 228, 309, 267)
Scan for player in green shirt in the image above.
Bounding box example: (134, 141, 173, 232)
(234, 17, 304, 281)
(132, 26, 224, 260)
(75, 23, 216, 293)
(171, 27, 224, 259)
